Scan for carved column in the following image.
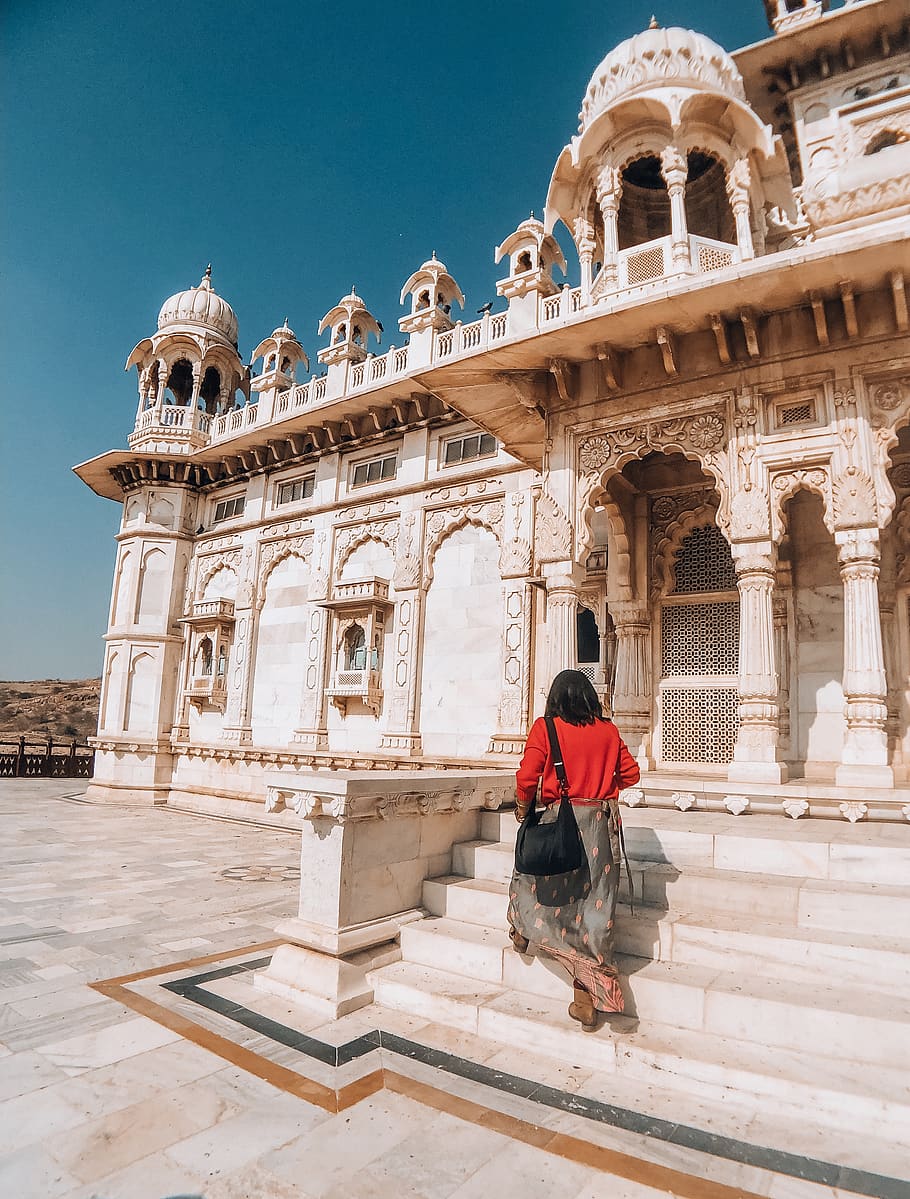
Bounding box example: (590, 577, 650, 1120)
(291, 604, 330, 750)
(190, 362, 202, 410)
(379, 589, 423, 755)
(595, 165, 621, 290)
(726, 157, 755, 261)
(660, 146, 691, 269)
(729, 542, 787, 783)
(221, 605, 257, 744)
(489, 580, 532, 755)
(773, 592, 791, 748)
(573, 215, 596, 305)
(835, 527, 892, 785)
(544, 570, 582, 685)
(154, 357, 168, 415)
(611, 604, 652, 766)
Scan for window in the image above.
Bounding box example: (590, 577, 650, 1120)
(212, 495, 245, 523)
(277, 475, 315, 505)
(443, 432, 497, 466)
(352, 454, 397, 488)
(344, 624, 367, 670)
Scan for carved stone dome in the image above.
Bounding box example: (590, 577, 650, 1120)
(157, 266, 239, 344)
(579, 25, 745, 132)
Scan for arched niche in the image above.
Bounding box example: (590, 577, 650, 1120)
(420, 523, 503, 759)
(134, 547, 169, 625)
(123, 651, 156, 733)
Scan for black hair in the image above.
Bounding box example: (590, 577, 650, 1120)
(544, 669, 605, 726)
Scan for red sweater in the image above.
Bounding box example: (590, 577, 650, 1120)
(515, 717, 640, 805)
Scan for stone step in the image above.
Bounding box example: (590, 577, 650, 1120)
(370, 958, 910, 1142)
(400, 915, 910, 1068)
(450, 840, 910, 934)
(410, 887, 910, 996)
(481, 806, 910, 885)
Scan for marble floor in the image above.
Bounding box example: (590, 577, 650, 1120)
(0, 781, 899, 1199)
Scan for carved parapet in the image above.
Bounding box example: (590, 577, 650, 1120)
(265, 771, 512, 824)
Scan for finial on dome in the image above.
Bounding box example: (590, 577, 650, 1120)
(205, 263, 212, 277)
(648, 14, 660, 29)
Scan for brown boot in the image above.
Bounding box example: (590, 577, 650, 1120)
(509, 926, 530, 954)
(568, 983, 597, 1029)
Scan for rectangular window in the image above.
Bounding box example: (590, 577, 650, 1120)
(277, 475, 315, 506)
(352, 453, 397, 488)
(443, 431, 497, 466)
(212, 495, 245, 523)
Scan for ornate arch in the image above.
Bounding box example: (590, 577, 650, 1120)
(257, 535, 313, 606)
(577, 409, 732, 540)
(195, 552, 240, 601)
(576, 489, 632, 600)
(651, 498, 723, 598)
(423, 500, 504, 586)
(769, 466, 835, 538)
(334, 520, 400, 578)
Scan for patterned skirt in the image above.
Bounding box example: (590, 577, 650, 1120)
(507, 800, 624, 1013)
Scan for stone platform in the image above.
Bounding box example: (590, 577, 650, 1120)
(2, 781, 908, 1198)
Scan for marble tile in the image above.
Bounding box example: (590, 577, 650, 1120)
(0, 1046, 70, 1100)
(263, 1090, 438, 1193)
(445, 1138, 594, 1198)
(38, 1013, 181, 1074)
(0, 1141, 81, 1198)
(59, 1152, 206, 1199)
(47, 1073, 248, 1183)
(165, 1091, 330, 1175)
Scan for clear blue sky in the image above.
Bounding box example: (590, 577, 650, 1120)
(1, 0, 770, 679)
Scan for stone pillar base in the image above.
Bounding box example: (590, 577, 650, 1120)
(254, 941, 401, 1020)
(84, 781, 169, 805)
(378, 732, 422, 755)
(728, 759, 789, 784)
(292, 728, 329, 750)
(256, 910, 424, 1019)
(835, 762, 894, 788)
(219, 726, 253, 745)
(487, 734, 525, 756)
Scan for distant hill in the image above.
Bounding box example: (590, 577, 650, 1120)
(0, 679, 101, 742)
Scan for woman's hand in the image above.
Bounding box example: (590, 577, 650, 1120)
(514, 799, 530, 823)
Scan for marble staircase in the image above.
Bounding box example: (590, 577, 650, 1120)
(369, 807, 910, 1156)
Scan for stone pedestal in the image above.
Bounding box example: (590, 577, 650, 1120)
(255, 769, 512, 1016)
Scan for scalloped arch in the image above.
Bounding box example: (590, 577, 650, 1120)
(771, 469, 835, 538)
(336, 527, 399, 578)
(652, 502, 724, 597)
(196, 558, 238, 601)
(424, 513, 503, 586)
(258, 545, 311, 606)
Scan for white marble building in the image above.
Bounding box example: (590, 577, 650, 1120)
(77, 0, 910, 820)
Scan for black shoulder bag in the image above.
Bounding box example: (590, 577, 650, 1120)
(514, 717, 586, 877)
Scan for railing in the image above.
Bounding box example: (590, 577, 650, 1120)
(191, 599, 235, 620)
(540, 286, 583, 324)
(0, 737, 94, 779)
(619, 237, 673, 288)
(326, 667, 383, 694)
(692, 235, 736, 273)
(332, 578, 390, 603)
(130, 404, 210, 441)
(194, 234, 742, 448)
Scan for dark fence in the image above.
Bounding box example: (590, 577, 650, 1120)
(0, 737, 95, 779)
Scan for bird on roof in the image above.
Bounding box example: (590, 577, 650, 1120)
(477, 301, 494, 314)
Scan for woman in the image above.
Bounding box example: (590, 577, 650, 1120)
(507, 669, 641, 1028)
